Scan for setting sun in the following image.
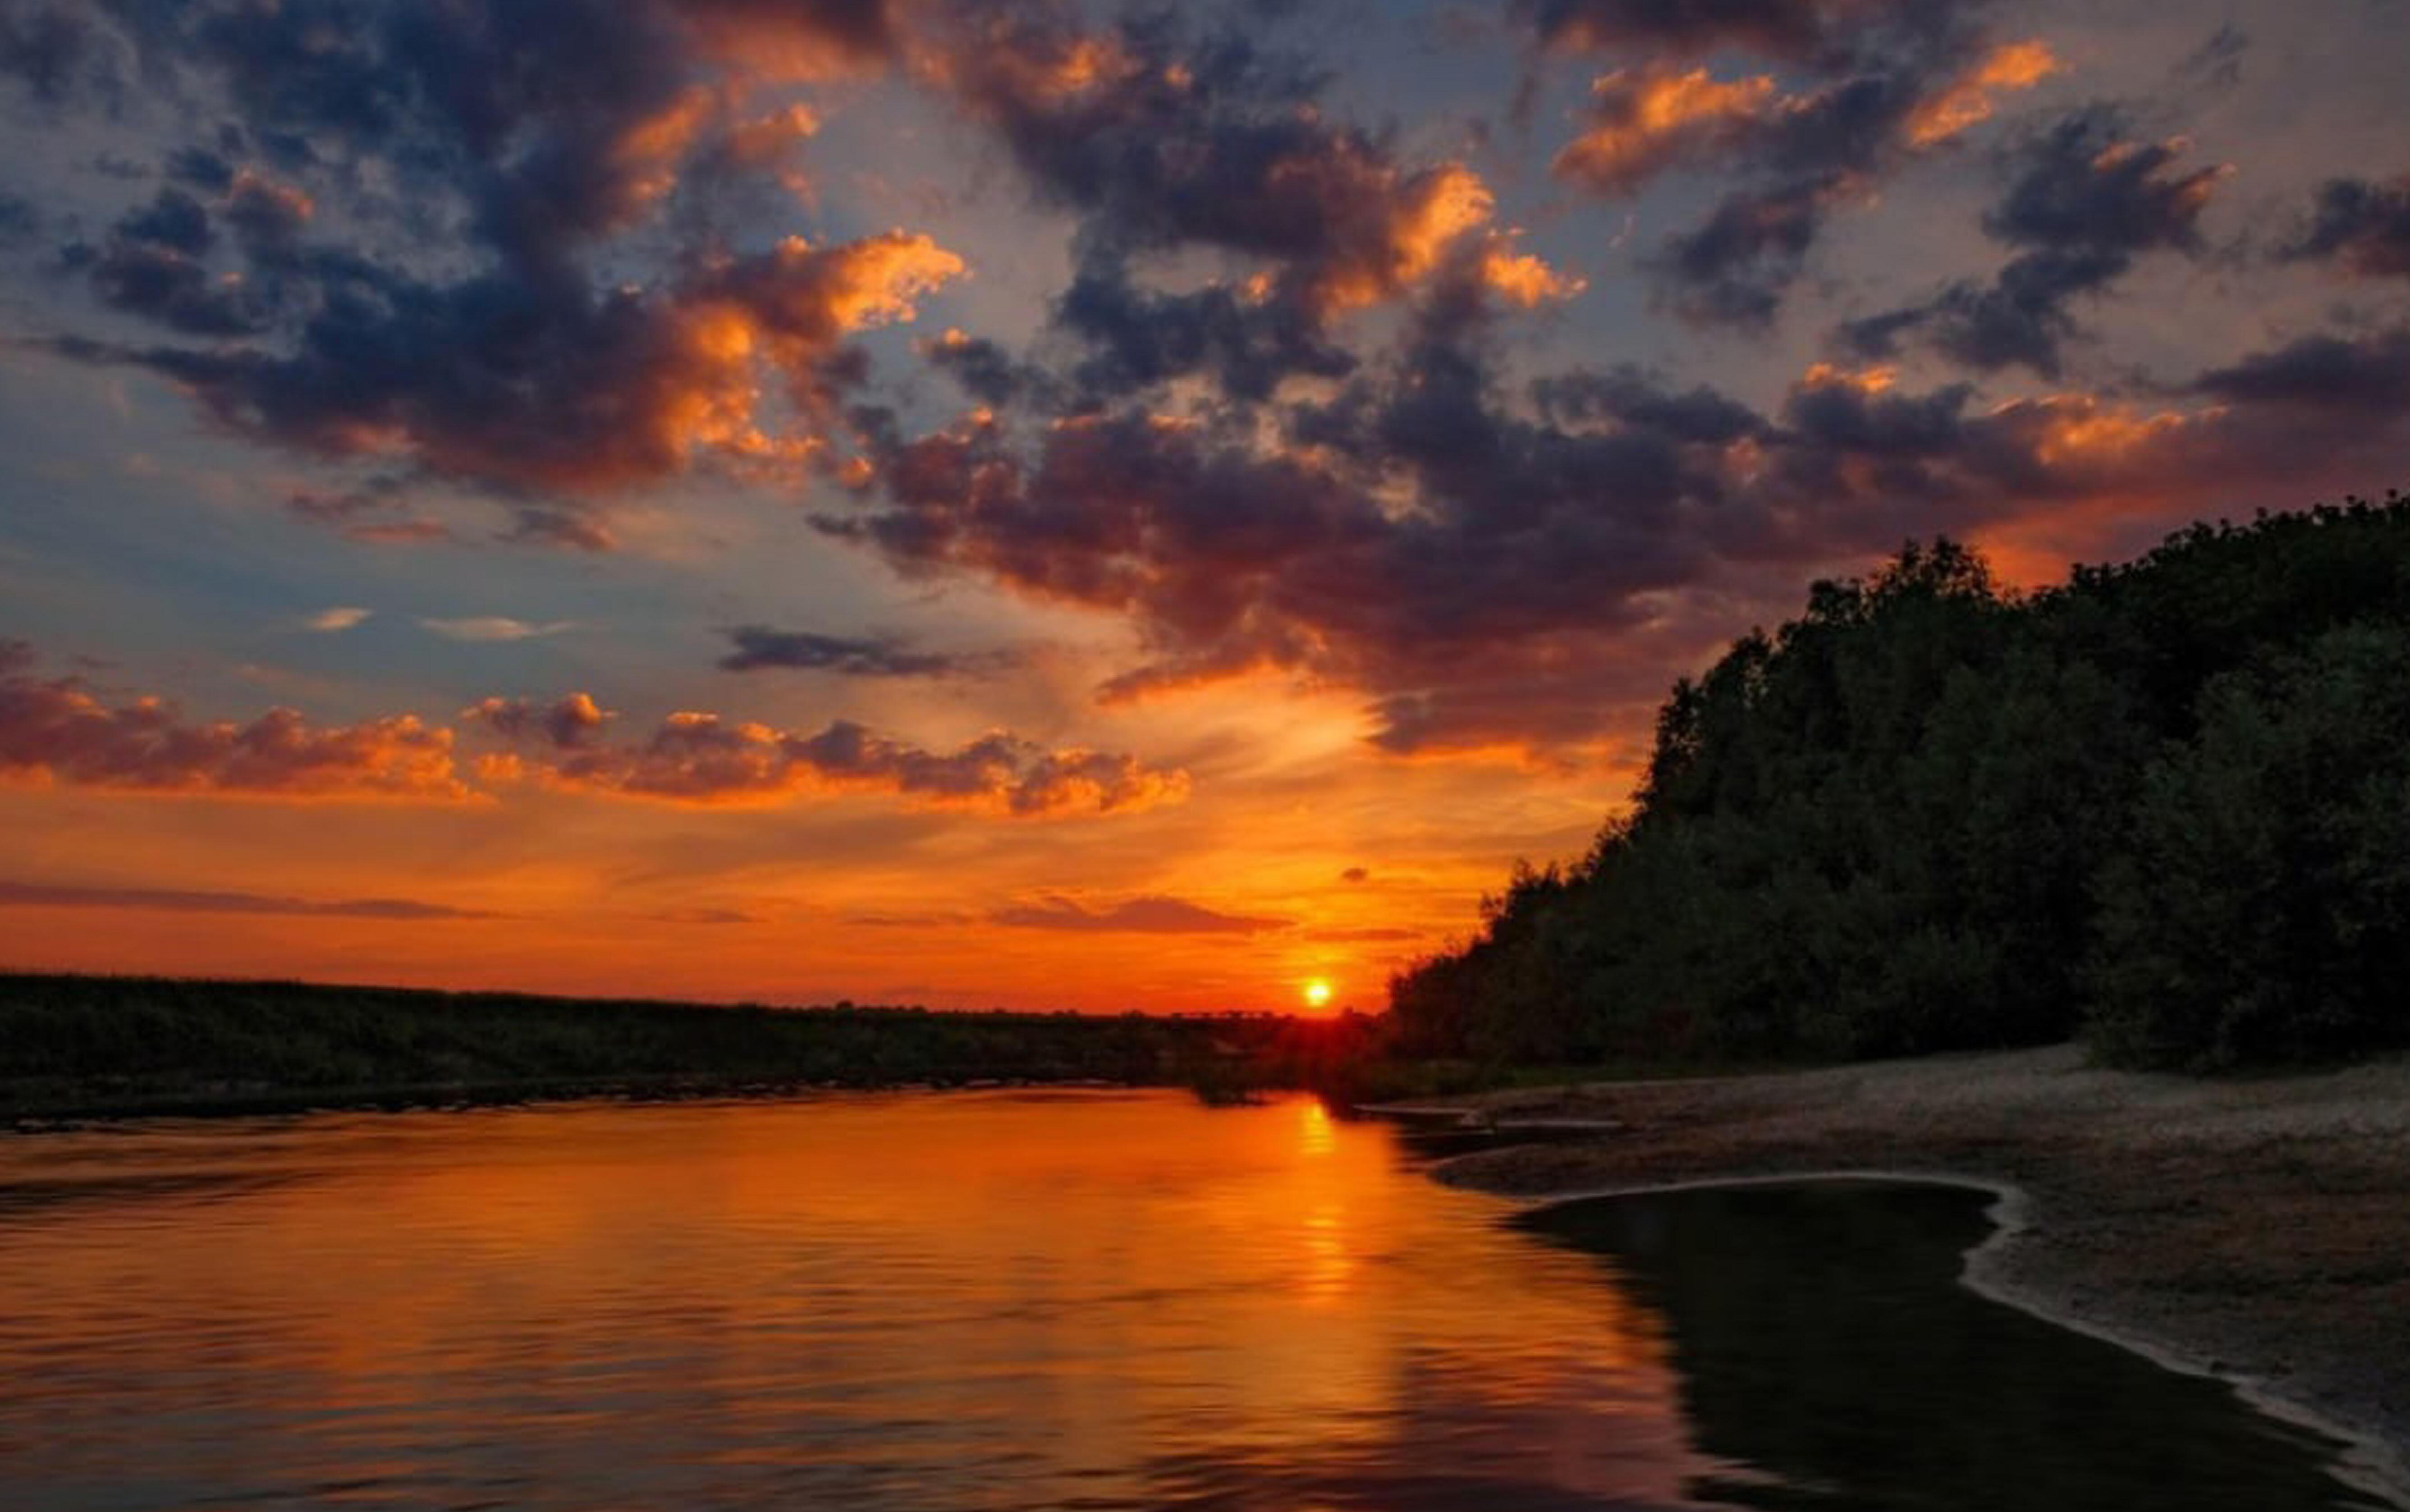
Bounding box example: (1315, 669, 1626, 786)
(1303, 980, 1334, 1010)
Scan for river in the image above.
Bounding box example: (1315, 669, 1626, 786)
(0, 1090, 2383, 1509)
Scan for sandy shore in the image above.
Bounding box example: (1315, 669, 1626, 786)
(1397, 1045, 2410, 1503)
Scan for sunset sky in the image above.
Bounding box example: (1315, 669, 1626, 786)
(1, 0, 2405, 1012)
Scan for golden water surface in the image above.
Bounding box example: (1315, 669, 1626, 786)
(0, 1092, 1700, 1510)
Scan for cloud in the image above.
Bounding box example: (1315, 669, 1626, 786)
(1051, 257, 1361, 404)
(1982, 111, 2226, 252)
(1842, 108, 2227, 376)
(65, 187, 261, 337)
(991, 895, 1292, 934)
(1553, 66, 1784, 195)
(1555, 43, 2060, 200)
(674, 0, 898, 80)
(458, 693, 613, 749)
(75, 229, 963, 504)
(1523, 0, 1848, 60)
(1545, 19, 2059, 328)
(824, 281, 2410, 756)
(0, 3, 110, 102)
(28, 0, 958, 514)
(641, 905, 762, 925)
(2189, 327, 2410, 415)
(0, 640, 467, 799)
(1651, 178, 1835, 327)
(0, 881, 494, 920)
(2284, 176, 2410, 281)
(421, 617, 577, 642)
(1900, 38, 2062, 146)
(716, 626, 971, 676)
(465, 694, 1187, 815)
(305, 607, 372, 633)
(1339, 866, 1370, 883)
(922, 5, 1569, 403)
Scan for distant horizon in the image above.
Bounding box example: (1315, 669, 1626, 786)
(0, 964, 1361, 1021)
(3, 0, 2406, 1013)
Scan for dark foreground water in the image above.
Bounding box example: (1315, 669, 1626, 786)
(0, 1091, 2385, 1511)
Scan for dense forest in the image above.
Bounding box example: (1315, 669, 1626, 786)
(0, 973, 1370, 1119)
(1392, 493, 2410, 1072)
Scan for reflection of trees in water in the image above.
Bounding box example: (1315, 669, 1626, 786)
(1524, 1182, 2382, 1512)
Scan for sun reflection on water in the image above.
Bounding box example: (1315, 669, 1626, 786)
(0, 1092, 1700, 1510)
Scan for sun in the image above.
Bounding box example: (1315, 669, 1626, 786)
(1302, 979, 1334, 1011)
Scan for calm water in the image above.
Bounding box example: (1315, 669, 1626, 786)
(0, 1091, 2384, 1511)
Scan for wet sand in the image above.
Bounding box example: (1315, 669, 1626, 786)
(1397, 1045, 2410, 1503)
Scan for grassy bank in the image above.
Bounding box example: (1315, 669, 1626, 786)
(0, 972, 1331, 1122)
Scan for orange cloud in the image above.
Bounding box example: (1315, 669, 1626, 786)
(465, 696, 1188, 816)
(673, 0, 898, 81)
(0, 644, 466, 801)
(1554, 67, 1782, 194)
(1905, 40, 2064, 148)
(1309, 163, 1497, 313)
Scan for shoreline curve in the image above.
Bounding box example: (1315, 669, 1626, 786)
(1474, 1165, 2410, 1511)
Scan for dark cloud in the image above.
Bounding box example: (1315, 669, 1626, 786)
(0, 1, 107, 101)
(465, 695, 1187, 814)
(825, 272, 2410, 755)
(0, 640, 465, 798)
(26, 0, 955, 513)
(922, 329, 1066, 411)
(1522, 0, 1842, 60)
(2285, 176, 2410, 281)
(70, 228, 959, 501)
(1635, 62, 2004, 325)
(1652, 179, 1830, 328)
(460, 693, 612, 750)
(2190, 327, 2410, 415)
(928, 3, 1548, 398)
(0, 881, 494, 919)
(1339, 866, 1370, 883)
(1548, 14, 2062, 328)
(166, 147, 238, 193)
(1983, 110, 2224, 252)
(117, 188, 213, 257)
(2172, 23, 2248, 91)
(64, 186, 265, 336)
(991, 895, 1292, 934)
(717, 626, 969, 677)
(1054, 255, 1358, 403)
(1843, 109, 2225, 376)
(224, 174, 312, 256)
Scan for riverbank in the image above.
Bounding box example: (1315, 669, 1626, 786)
(1400, 1044, 2410, 1503)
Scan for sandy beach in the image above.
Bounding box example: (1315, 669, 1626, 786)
(1394, 1045, 2410, 1504)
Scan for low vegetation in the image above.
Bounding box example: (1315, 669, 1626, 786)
(0, 973, 1360, 1120)
(1393, 492, 2410, 1072)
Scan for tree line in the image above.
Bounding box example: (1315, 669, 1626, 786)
(0, 973, 1365, 1119)
(1391, 492, 2410, 1071)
